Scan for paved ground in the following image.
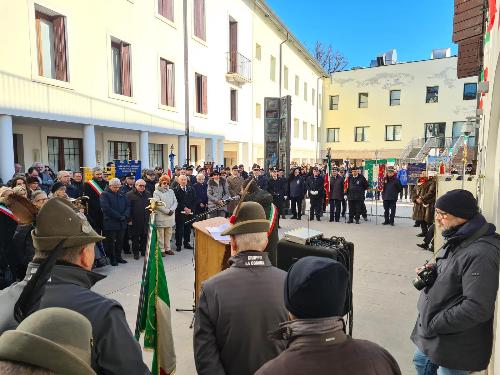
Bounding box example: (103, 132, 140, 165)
(93, 201, 429, 374)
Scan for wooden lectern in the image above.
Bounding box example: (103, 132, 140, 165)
(192, 217, 231, 306)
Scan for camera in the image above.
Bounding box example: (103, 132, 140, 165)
(413, 263, 437, 291)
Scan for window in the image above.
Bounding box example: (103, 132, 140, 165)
(426, 86, 439, 103)
(304, 82, 308, 101)
(358, 93, 368, 108)
(193, 0, 206, 41)
(385, 125, 402, 141)
(111, 40, 132, 96)
(158, 0, 173, 21)
(327, 128, 340, 142)
(302, 121, 308, 140)
(270, 55, 276, 81)
(293, 118, 299, 138)
(35, 10, 68, 81)
(47, 137, 82, 172)
(190, 145, 198, 164)
(355, 126, 368, 142)
(160, 58, 175, 107)
(312, 88, 316, 106)
(329, 95, 339, 110)
(295, 75, 299, 96)
(463, 83, 477, 100)
(195, 73, 208, 114)
(390, 90, 401, 106)
(424, 123, 446, 148)
(108, 141, 132, 161)
(255, 43, 261, 60)
(230, 88, 237, 121)
(283, 66, 289, 90)
(310, 124, 315, 141)
(149, 144, 164, 168)
(255, 103, 262, 119)
(452, 121, 476, 146)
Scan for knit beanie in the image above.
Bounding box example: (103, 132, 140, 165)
(284, 257, 349, 319)
(435, 189, 478, 220)
(51, 182, 65, 194)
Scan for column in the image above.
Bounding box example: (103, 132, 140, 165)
(0, 115, 15, 183)
(216, 139, 224, 166)
(238, 142, 249, 166)
(139, 131, 149, 169)
(204, 138, 214, 162)
(83, 124, 97, 167)
(178, 135, 187, 166)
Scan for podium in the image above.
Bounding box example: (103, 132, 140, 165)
(192, 217, 231, 306)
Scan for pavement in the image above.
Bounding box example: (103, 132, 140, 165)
(93, 200, 429, 374)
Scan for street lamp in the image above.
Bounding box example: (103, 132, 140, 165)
(461, 122, 474, 188)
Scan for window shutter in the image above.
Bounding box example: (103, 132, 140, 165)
(202, 75, 208, 114)
(159, 0, 173, 21)
(230, 90, 237, 121)
(53, 16, 68, 81)
(35, 13, 44, 76)
(160, 59, 167, 105)
(166, 62, 174, 106)
(121, 43, 131, 96)
(194, 0, 206, 40)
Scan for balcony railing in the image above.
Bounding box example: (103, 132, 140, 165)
(226, 52, 252, 83)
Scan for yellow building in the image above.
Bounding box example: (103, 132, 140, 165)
(321, 55, 478, 164)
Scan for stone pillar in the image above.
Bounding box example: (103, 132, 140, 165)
(83, 124, 97, 167)
(204, 138, 214, 162)
(178, 135, 187, 166)
(140, 131, 149, 169)
(216, 139, 224, 166)
(238, 142, 249, 166)
(0, 115, 15, 183)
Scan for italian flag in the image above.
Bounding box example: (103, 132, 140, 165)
(137, 223, 176, 375)
(267, 203, 277, 236)
(324, 156, 332, 203)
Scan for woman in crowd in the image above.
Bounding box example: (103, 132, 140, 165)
(193, 173, 208, 217)
(153, 175, 178, 256)
(9, 175, 26, 188)
(49, 182, 68, 199)
(31, 190, 48, 210)
(287, 168, 306, 220)
(207, 171, 230, 218)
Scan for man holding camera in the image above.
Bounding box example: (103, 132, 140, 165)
(411, 189, 500, 375)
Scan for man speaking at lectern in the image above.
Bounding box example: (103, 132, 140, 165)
(193, 202, 287, 375)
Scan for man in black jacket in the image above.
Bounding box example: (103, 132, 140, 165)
(83, 168, 108, 235)
(126, 179, 151, 259)
(329, 168, 345, 222)
(174, 175, 196, 252)
(69, 171, 84, 198)
(411, 190, 500, 374)
(345, 166, 368, 224)
(306, 167, 325, 221)
(381, 167, 403, 226)
(267, 169, 286, 228)
(0, 198, 150, 374)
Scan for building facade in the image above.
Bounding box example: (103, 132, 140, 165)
(0, 0, 324, 182)
(321, 56, 478, 164)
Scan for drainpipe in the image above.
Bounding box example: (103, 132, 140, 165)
(183, 0, 190, 165)
(316, 75, 322, 162)
(278, 33, 289, 99)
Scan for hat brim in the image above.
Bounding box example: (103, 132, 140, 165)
(0, 331, 96, 375)
(220, 219, 270, 236)
(32, 234, 105, 252)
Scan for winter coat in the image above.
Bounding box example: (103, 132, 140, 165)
(0, 262, 150, 374)
(329, 175, 345, 201)
(126, 189, 151, 236)
(100, 187, 130, 231)
(257, 175, 269, 191)
(144, 177, 156, 196)
(174, 185, 196, 213)
(207, 178, 230, 211)
(306, 175, 325, 199)
(412, 178, 436, 223)
(194, 251, 287, 375)
(287, 176, 306, 199)
(411, 214, 500, 371)
(345, 174, 368, 201)
(83, 178, 108, 230)
(0, 205, 18, 288)
(153, 184, 177, 228)
(382, 175, 403, 201)
(193, 182, 208, 214)
(256, 318, 401, 375)
(119, 183, 134, 195)
(69, 180, 84, 198)
(226, 175, 244, 213)
(9, 223, 35, 281)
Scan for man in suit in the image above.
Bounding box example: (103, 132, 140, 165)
(267, 169, 286, 228)
(306, 167, 325, 221)
(174, 175, 196, 252)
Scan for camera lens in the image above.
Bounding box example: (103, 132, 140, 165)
(412, 276, 426, 291)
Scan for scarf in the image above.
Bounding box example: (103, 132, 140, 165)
(269, 316, 345, 341)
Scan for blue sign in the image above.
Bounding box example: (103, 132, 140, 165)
(114, 160, 142, 180)
(407, 163, 426, 185)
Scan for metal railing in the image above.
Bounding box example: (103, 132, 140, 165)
(399, 137, 425, 159)
(415, 137, 438, 161)
(226, 51, 252, 81)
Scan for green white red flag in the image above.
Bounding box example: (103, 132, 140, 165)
(137, 222, 176, 375)
(324, 155, 332, 203)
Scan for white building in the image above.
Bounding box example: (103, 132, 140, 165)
(0, 0, 324, 182)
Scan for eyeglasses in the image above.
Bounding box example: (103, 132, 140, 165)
(137, 184, 146, 187)
(435, 210, 448, 219)
(35, 198, 48, 203)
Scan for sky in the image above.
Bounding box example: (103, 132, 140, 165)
(265, 0, 457, 69)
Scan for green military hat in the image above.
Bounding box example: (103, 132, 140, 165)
(32, 197, 104, 251)
(0, 307, 95, 375)
(221, 202, 270, 236)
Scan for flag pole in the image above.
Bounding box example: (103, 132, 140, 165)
(135, 198, 164, 339)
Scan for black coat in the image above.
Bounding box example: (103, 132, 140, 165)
(144, 178, 156, 196)
(0, 207, 18, 288)
(346, 175, 368, 201)
(411, 214, 500, 371)
(119, 184, 134, 195)
(329, 175, 345, 201)
(83, 179, 108, 230)
(100, 188, 130, 231)
(286, 176, 306, 199)
(9, 223, 35, 281)
(306, 175, 325, 199)
(70, 180, 84, 198)
(257, 175, 269, 191)
(267, 177, 286, 199)
(241, 170, 249, 180)
(126, 189, 151, 236)
(382, 175, 403, 201)
(174, 185, 196, 213)
(193, 182, 208, 214)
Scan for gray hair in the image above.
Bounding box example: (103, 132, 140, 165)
(135, 179, 146, 187)
(233, 232, 268, 252)
(31, 190, 47, 202)
(109, 178, 121, 186)
(57, 170, 70, 179)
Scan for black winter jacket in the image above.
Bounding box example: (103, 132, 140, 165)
(411, 214, 500, 371)
(100, 188, 130, 231)
(287, 176, 306, 199)
(306, 175, 325, 199)
(329, 175, 345, 201)
(382, 175, 403, 201)
(126, 189, 151, 236)
(346, 175, 368, 201)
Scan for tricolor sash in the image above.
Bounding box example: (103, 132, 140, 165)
(0, 204, 16, 221)
(267, 203, 277, 236)
(87, 180, 104, 196)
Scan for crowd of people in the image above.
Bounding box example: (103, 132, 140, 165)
(0, 160, 499, 375)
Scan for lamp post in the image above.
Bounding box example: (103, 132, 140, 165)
(461, 122, 474, 189)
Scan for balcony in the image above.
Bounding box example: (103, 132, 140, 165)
(226, 52, 252, 85)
